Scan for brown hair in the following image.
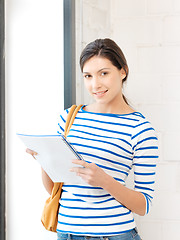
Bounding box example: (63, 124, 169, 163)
(79, 38, 129, 104)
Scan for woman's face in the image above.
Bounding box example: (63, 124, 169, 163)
(82, 56, 126, 106)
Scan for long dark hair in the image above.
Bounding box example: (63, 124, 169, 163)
(79, 38, 129, 104)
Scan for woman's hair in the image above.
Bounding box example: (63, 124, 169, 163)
(79, 38, 129, 104)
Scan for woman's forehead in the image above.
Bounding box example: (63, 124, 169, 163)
(83, 56, 114, 73)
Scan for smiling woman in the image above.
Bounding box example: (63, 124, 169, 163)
(26, 38, 158, 240)
(55, 39, 158, 239)
(25, 38, 158, 239)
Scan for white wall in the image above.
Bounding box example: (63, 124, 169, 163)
(76, 0, 180, 239)
(6, 1, 64, 239)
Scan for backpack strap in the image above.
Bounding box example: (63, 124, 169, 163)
(64, 105, 83, 138)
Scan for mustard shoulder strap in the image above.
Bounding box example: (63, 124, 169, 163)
(64, 105, 83, 138)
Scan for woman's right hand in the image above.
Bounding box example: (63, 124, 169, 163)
(26, 148, 38, 159)
(26, 148, 53, 194)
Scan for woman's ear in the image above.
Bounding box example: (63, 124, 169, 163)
(120, 68, 127, 80)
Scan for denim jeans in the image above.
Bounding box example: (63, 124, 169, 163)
(57, 228, 141, 240)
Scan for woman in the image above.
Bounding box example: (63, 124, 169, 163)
(27, 38, 158, 240)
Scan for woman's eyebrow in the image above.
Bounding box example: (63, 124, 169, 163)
(83, 71, 90, 74)
(83, 68, 110, 74)
(97, 68, 110, 73)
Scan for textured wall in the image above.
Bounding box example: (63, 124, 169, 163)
(76, 0, 180, 239)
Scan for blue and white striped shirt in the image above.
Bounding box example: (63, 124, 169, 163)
(57, 105, 158, 236)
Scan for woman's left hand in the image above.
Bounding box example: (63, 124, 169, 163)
(70, 159, 109, 187)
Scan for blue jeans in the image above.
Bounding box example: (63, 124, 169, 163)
(57, 228, 141, 240)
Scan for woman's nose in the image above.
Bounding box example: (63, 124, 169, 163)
(92, 77, 101, 89)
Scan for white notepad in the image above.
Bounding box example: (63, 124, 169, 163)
(17, 133, 84, 183)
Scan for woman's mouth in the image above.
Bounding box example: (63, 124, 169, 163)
(93, 90, 108, 97)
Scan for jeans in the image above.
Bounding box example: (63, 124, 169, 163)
(57, 228, 141, 240)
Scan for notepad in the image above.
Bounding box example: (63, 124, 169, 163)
(17, 133, 84, 183)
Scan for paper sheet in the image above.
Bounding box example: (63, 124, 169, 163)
(17, 134, 84, 183)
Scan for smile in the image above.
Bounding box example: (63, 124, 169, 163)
(93, 90, 108, 97)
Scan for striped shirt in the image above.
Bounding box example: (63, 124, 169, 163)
(56, 105, 158, 236)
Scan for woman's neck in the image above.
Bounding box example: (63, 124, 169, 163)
(85, 102, 135, 115)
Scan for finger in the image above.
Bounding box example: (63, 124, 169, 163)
(72, 159, 89, 168)
(26, 148, 38, 159)
(26, 148, 37, 155)
(70, 167, 87, 174)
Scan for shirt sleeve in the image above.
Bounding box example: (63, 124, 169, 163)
(57, 108, 69, 135)
(131, 120, 159, 214)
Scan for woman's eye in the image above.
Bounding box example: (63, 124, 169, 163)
(101, 72, 108, 76)
(84, 75, 91, 79)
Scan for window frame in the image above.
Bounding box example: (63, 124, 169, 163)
(63, 0, 76, 109)
(0, 0, 5, 239)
